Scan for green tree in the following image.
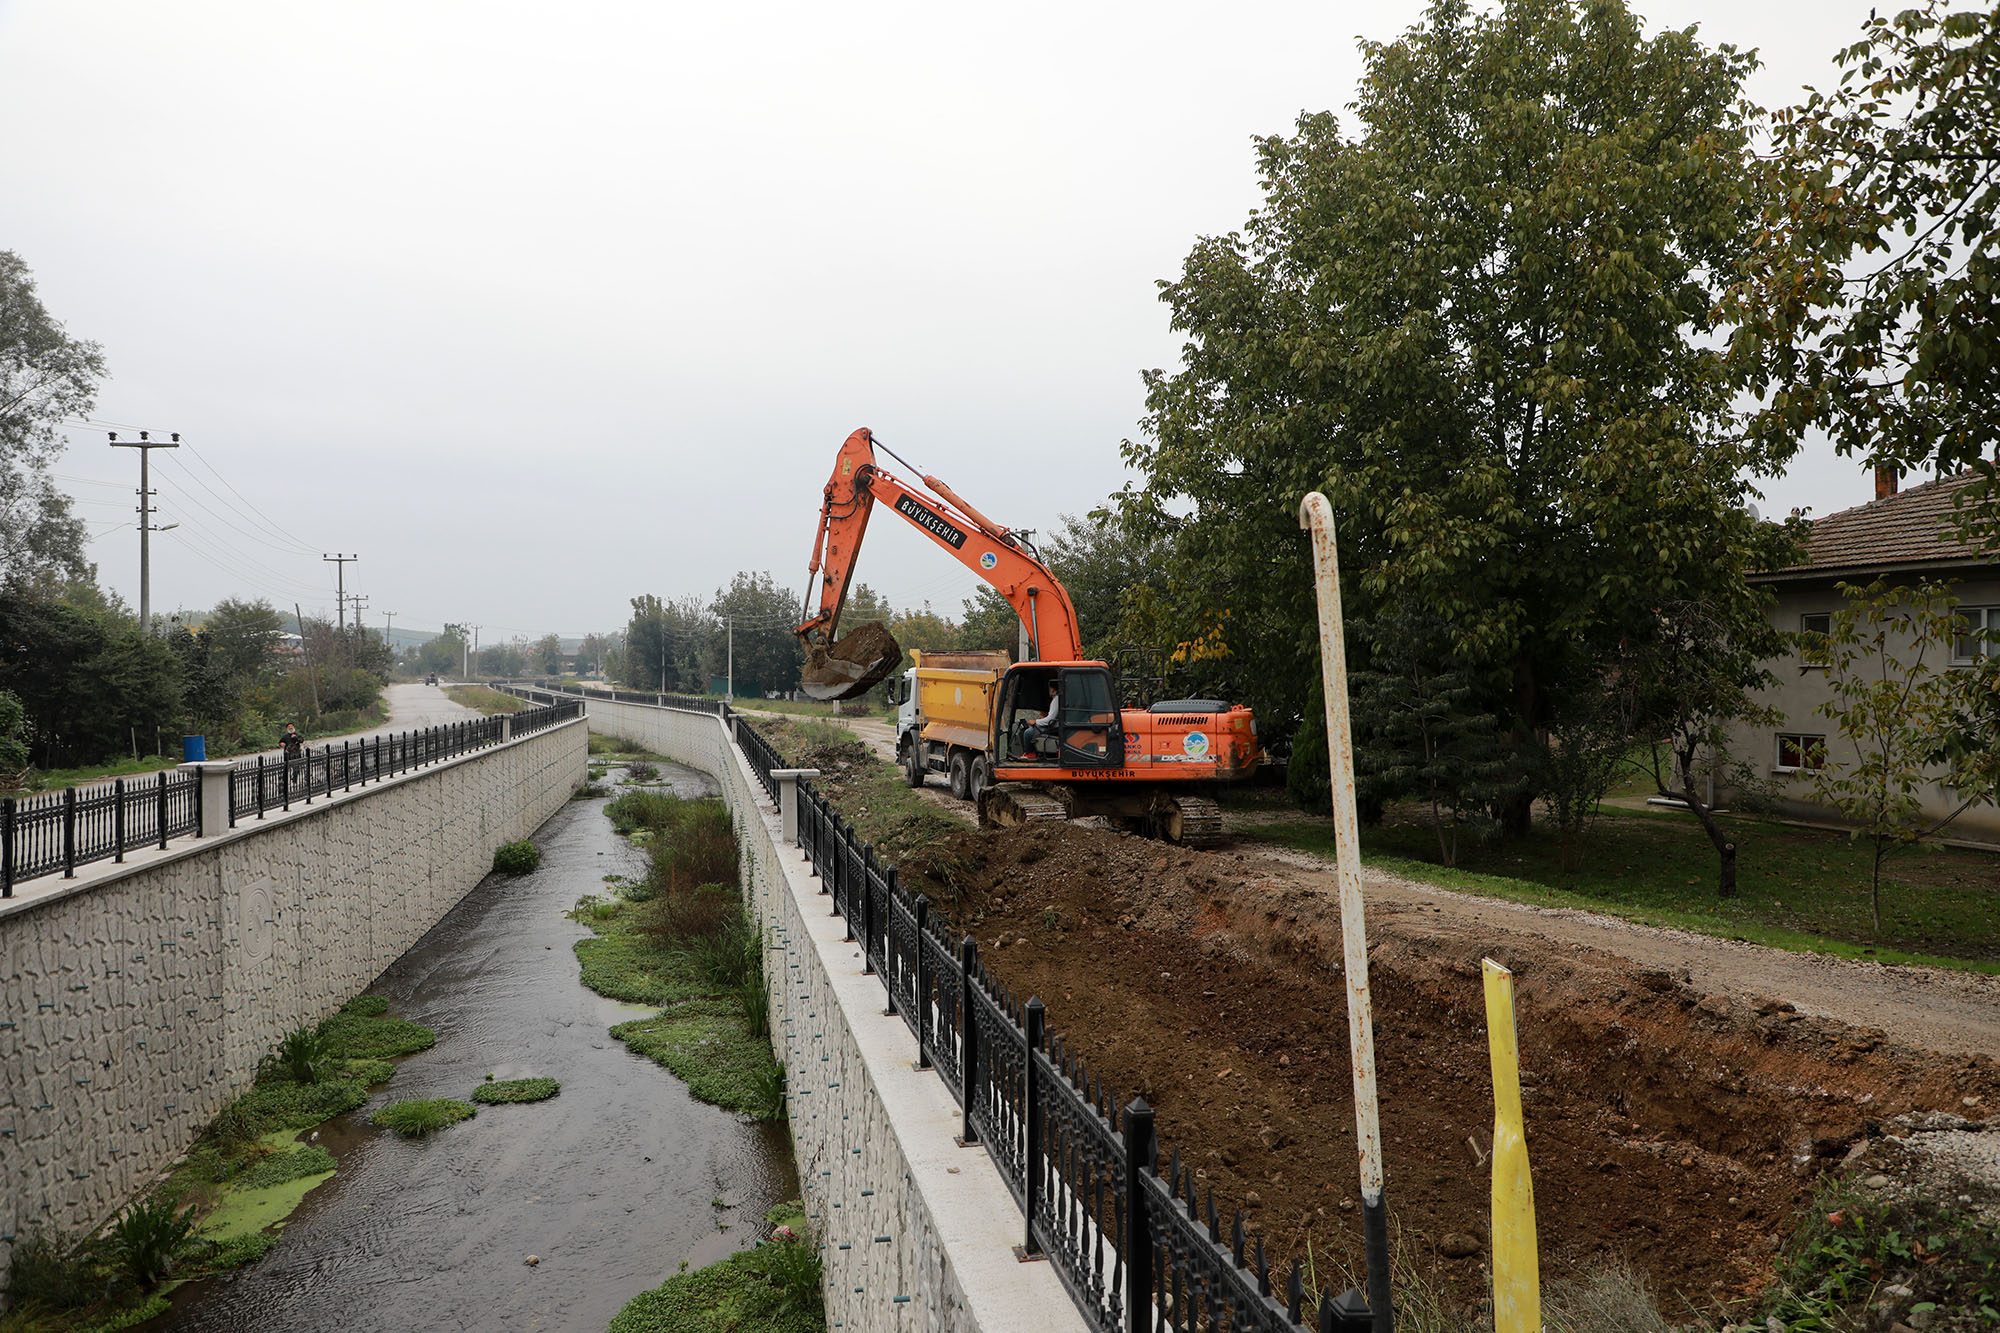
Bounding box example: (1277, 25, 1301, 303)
(0, 687, 29, 778)
(625, 594, 711, 692)
(0, 252, 105, 591)
(203, 598, 285, 684)
(534, 633, 565, 675)
(708, 572, 804, 698)
(1811, 578, 2000, 933)
(1119, 0, 1788, 826)
(1732, 2, 2000, 540)
(0, 589, 183, 767)
(417, 631, 465, 676)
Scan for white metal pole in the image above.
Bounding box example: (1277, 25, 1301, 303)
(1298, 491, 1393, 1331)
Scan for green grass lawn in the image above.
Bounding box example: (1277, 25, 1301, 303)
(1245, 803, 2000, 971)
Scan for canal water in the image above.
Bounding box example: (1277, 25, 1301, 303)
(158, 762, 798, 1332)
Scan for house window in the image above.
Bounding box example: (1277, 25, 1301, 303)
(1953, 606, 1997, 664)
(1799, 611, 1832, 667)
(1775, 733, 1825, 772)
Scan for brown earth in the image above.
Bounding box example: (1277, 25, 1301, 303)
(908, 821, 2000, 1316)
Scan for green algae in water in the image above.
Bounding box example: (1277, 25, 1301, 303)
(469, 1077, 560, 1104)
(372, 1098, 476, 1137)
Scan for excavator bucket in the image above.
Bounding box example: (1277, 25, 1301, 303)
(800, 622, 902, 701)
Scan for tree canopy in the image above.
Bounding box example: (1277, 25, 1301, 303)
(0, 251, 104, 590)
(1119, 0, 1796, 771)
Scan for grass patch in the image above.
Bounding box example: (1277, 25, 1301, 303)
(341, 994, 389, 1017)
(372, 1099, 476, 1137)
(444, 684, 531, 715)
(574, 920, 714, 1006)
(612, 1006, 783, 1118)
(607, 1209, 824, 1333)
(315, 1011, 437, 1060)
(736, 695, 893, 719)
(470, 1077, 560, 1104)
(588, 731, 669, 761)
(747, 716, 965, 880)
(1245, 801, 2000, 969)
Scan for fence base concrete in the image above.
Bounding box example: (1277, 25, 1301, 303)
(580, 697, 1086, 1333)
(0, 719, 587, 1280)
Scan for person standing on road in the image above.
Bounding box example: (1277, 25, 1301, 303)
(281, 724, 305, 785)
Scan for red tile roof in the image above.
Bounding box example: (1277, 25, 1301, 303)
(1774, 471, 1996, 575)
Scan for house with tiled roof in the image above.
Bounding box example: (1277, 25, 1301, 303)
(1724, 469, 1999, 843)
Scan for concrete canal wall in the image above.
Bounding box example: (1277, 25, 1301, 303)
(581, 696, 1084, 1333)
(0, 719, 588, 1278)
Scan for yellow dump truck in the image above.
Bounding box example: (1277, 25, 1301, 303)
(892, 649, 1011, 798)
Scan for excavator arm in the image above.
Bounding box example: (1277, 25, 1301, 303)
(797, 427, 1084, 700)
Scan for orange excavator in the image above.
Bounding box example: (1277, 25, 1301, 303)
(796, 426, 1261, 845)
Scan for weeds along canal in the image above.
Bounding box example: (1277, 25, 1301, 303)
(157, 761, 799, 1333)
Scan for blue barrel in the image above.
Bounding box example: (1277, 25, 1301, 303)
(182, 735, 207, 762)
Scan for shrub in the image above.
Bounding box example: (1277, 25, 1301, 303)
(747, 1225, 822, 1316)
(266, 1024, 337, 1085)
(372, 1099, 476, 1137)
(2, 1228, 98, 1313)
(469, 1077, 560, 1105)
(689, 923, 759, 989)
(747, 1061, 786, 1123)
(737, 975, 770, 1038)
(625, 761, 659, 783)
(109, 1196, 197, 1287)
(492, 839, 540, 875)
(638, 884, 737, 948)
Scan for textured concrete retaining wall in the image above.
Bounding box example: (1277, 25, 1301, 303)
(0, 719, 587, 1275)
(583, 698, 1085, 1333)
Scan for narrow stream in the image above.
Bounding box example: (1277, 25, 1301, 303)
(158, 762, 798, 1332)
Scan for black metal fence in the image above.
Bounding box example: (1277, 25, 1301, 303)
(1, 699, 583, 898)
(539, 682, 1368, 1333)
(1, 770, 200, 894)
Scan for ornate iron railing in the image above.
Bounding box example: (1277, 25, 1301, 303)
(1, 698, 583, 897)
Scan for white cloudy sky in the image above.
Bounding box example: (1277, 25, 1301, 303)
(4, 0, 1894, 643)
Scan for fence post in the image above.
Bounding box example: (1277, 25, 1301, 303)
(304, 747, 315, 805)
(959, 936, 979, 1145)
(914, 894, 932, 1069)
(860, 848, 876, 975)
(114, 778, 127, 862)
(344, 740, 353, 792)
(156, 770, 168, 848)
(256, 754, 266, 818)
(62, 787, 76, 877)
(281, 749, 290, 810)
(1024, 996, 1045, 1257)
(884, 867, 903, 1017)
(2, 796, 13, 897)
(1124, 1098, 1156, 1333)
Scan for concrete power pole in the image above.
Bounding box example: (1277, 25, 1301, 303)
(323, 554, 357, 632)
(109, 431, 180, 632)
(725, 615, 734, 703)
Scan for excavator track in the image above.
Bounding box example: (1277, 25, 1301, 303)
(980, 783, 1069, 831)
(1153, 793, 1225, 848)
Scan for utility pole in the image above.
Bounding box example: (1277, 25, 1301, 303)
(382, 610, 396, 644)
(725, 615, 734, 703)
(109, 431, 180, 633)
(323, 553, 357, 632)
(346, 595, 370, 639)
(471, 625, 482, 678)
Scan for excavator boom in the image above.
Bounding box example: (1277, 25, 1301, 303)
(797, 427, 1083, 700)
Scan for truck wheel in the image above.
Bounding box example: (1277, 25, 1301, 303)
(902, 743, 924, 788)
(968, 755, 991, 804)
(948, 751, 971, 800)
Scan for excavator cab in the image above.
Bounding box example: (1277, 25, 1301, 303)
(996, 664, 1124, 769)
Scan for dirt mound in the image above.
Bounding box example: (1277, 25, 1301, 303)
(912, 821, 2000, 1314)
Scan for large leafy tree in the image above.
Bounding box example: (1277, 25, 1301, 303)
(1119, 0, 1794, 810)
(1733, 2, 2000, 534)
(708, 572, 804, 698)
(0, 251, 105, 590)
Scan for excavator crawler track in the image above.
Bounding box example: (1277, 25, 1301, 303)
(1155, 794, 1225, 848)
(980, 783, 1069, 831)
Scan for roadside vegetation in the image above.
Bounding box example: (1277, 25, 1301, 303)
(744, 716, 963, 880)
(576, 788, 783, 1119)
(0, 996, 434, 1330)
(443, 684, 530, 716)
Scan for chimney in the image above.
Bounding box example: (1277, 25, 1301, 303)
(1874, 464, 1901, 501)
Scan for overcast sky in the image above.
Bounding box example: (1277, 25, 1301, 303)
(4, 0, 1896, 645)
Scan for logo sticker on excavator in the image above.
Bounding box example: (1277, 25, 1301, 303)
(1182, 731, 1210, 758)
(842, 459, 853, 477)
(980, 551, 997, 570)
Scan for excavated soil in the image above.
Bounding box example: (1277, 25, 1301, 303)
(911, 822, 2000, 1314)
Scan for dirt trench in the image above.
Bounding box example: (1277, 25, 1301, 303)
(912, 821, 2000, 1313)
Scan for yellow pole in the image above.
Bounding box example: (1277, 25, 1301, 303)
(1483, 958, 1539, 1333)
